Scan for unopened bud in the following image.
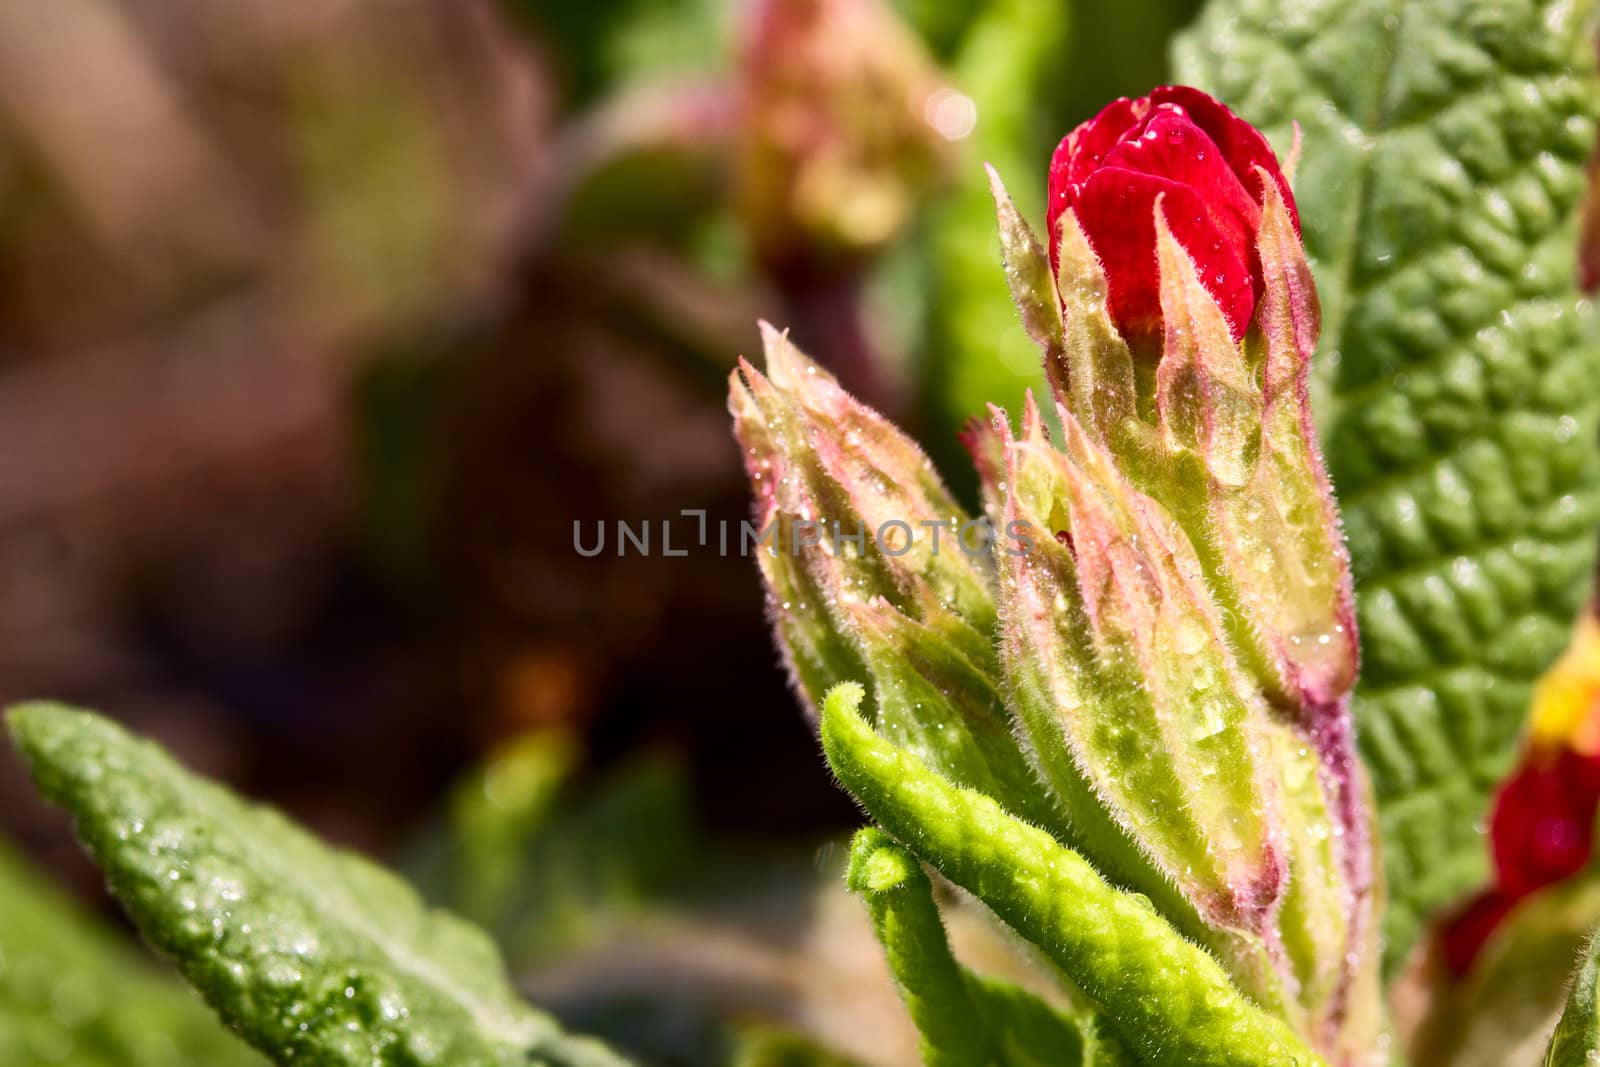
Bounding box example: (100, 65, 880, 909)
(995, 396, 1287, 936)
(735, 0, 958, 274)
(984, 88, 1380, 1060)
(730, 325, 1050, 825)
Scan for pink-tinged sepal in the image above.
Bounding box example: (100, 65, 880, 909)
(734, 323, 993, 626)
(1263, 715, 1381, 1064)
(1055, 412, 1290, 931)
(958, 404, 1011, 533)
(730, 367, 872, 714)
(1244, 178, 1359, 713)
(985, 85, 1379, 1063)
(995, 401, 1291, 958)
(1152, 201, 1264, 490)
(730, 326, 1057, 825)
(1142, 159, 1373, 1064)
(1135, 181, 1357, 717)
(993, 397, 1379, 1062)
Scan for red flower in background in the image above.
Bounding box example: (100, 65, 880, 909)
(1491, 747, 1600, 897)
(1046, 85, 1299, 348)
(1440, 617, 1600, 974)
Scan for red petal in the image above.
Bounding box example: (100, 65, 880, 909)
(1438, 890, 1516, 976)
(1148, 85, 1300, 233)
(1491, 747, 1600, 897)
(1047, 97, 1142, 273)
(1046, 86, 1296, 344)
(1074, 168, 1256, 346)
(1099, 108, 1264, 338)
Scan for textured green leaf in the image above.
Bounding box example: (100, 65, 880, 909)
(0, 836, 264, 1067)
(5, 702, 633, 1067)
(819, 683, 1324, 1067)
(1544, 928, 1600, 1067)
(1176, 0, 1600, 967)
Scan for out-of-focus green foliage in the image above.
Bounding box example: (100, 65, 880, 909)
(442, 731, 579, 926)
(408, 732, 699, 967)
(727, 1026, 871, 1067)
(0, 838, 265, 1067)
(483, 754, 700, 967)
(290, 69, 457, 325)
(917, 0, 1064, 489)
(1047, 0, 1205, 119)
(506, 0, 727, 103)
(353, 340, 460, 610)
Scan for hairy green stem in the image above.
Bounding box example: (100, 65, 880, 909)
(821, 683, 1323, 1067)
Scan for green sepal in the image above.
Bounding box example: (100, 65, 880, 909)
(986, 165, 1066, 388)
(848, 598, 1064, 832)
(1544, 928, 1600, 1067)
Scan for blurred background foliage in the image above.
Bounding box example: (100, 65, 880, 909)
(0, 0, 1199, 1062)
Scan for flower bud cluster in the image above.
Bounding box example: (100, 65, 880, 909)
(732, 86, 1381, 1065)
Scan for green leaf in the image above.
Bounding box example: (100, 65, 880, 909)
(482, 756, 699, 967)
(819, 683, 1324, 1067)
(0, 836, 264, 1067)
(403, 739, 697, 960)
(1176, 0, 1600, 967)
(5, 702, 634, 1067)
(845, 827, 1125, 1067)
(1544, 928, 1600, 1066)
(420, 729, 578, 928)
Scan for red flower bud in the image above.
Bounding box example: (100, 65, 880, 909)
(1046, 85, 1299, 347)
